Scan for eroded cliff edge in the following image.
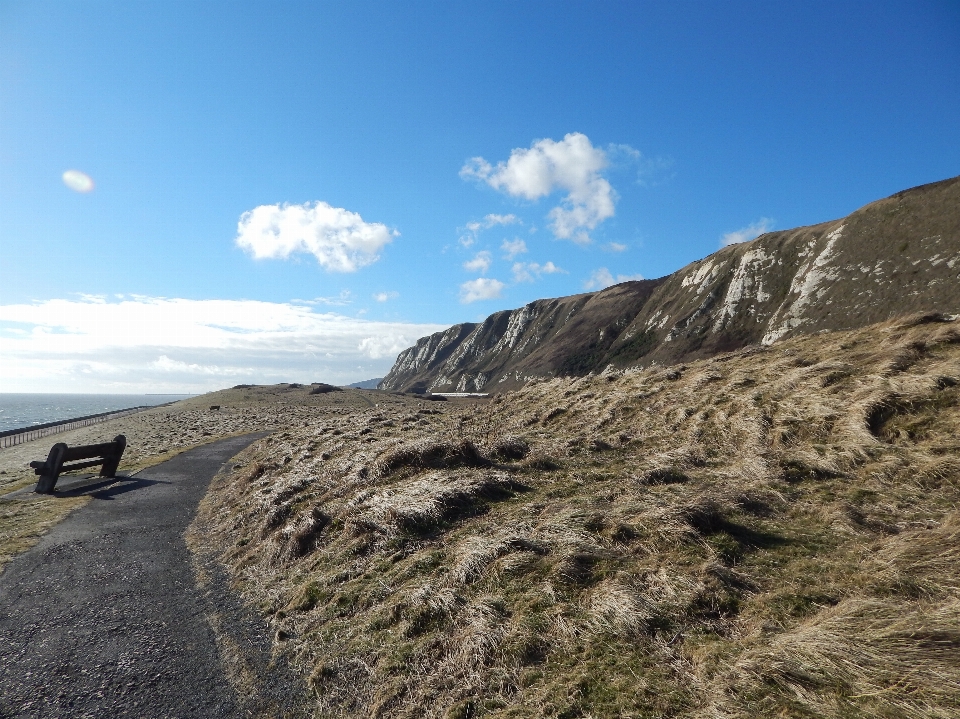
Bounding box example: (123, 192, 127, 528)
(381, 175, 960, 393)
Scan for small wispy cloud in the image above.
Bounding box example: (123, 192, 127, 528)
(605, 242, 628, 252)
(459, 278, 505, 303)
(236, 201, 396, 272)
(501, 238, 528, 260)
(461, 132, 617, 245)
(606, 143, 642, 161)
(292, 290, 352, 306)
(512, 261, 566, 283)
(636, 155, 676, 187)
(459, 213, 520, 247)
(463, 251, 493, 274)
(372, 291, 399, 302)
(721, 218, 774, 247)
(62, 169, 95, 193)
(465, 214, 519, 233)
(584, 267, 644, 290)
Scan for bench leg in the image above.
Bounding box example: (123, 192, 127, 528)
(34, 443, 67, 494)
(99, 435, 127, 478)
(35, 473, 59, 494)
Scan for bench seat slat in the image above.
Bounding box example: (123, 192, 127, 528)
(60, 458, 108, 473)
(62, 443, 119, 462)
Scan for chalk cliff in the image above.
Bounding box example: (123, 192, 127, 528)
(381, 175, 960, 393)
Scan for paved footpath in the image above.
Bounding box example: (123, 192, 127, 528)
(0, 434, 306, 719)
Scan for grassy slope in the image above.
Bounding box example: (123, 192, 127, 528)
(192, 314, 960, 718)
(0, 384, 384, 573)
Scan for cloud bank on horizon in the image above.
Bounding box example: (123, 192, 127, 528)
(0, 296, 445, 393)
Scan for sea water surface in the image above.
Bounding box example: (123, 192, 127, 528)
(0, 394, 194, 433)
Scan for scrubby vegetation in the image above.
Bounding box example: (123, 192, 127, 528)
(191, 313, 960, 718)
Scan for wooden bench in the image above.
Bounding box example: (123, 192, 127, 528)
(30, 435, 127, 494)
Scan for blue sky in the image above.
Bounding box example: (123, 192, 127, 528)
(1, 1, 959, 392)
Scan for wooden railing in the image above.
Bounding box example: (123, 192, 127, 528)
(0, 406, 164, 449)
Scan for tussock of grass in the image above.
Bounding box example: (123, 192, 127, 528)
(351, 470, 518, 536)
(374, 439, 491, 479)
(191, 314, 960, 717)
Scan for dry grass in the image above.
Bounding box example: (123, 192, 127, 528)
(190, 314, 960, 718)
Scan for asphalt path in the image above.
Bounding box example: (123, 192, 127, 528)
(0, 433, 307, 719)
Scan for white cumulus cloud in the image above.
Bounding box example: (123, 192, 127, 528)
(512, 261, 566, 283)
(721, 218, 774, 247)
(463, 251, 493, 274)
(372, 291, 399, 302)
(461, 132, 616, 244)
(501, 238, 528, 259)
(459, 278, 505, 304)
(236, 201, 396, 272)
(0, 296, 446, 393)
(584, 267, 644, 290)
(605, 242, 628, 252)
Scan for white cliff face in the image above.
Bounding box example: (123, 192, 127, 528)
(762, 225, 844, 345)
(711, 247, 776, 332)
(644, 309, 671, 331)
(390, 324, 474, 376)
(492, 304, 538, 354)
(423, 298, 591, 391)
(453, 372, 489, 392)
(445, 323, 490, 369)
(379, 323, 480, 390)
(663, 289, 719, 343)
(680, 259, 719, 294)
(379, 288, 636, 393)
(490, 303, 538, 354)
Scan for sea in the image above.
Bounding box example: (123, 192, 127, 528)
(0, 394, 195, 433)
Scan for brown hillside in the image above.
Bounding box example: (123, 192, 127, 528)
(191, 312, 960, 718)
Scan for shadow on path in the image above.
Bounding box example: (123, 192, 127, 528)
(53, 476, 170, 500)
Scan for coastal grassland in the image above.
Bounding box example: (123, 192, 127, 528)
(191, 313, 960, 718)
(0, 384, 396, 573)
